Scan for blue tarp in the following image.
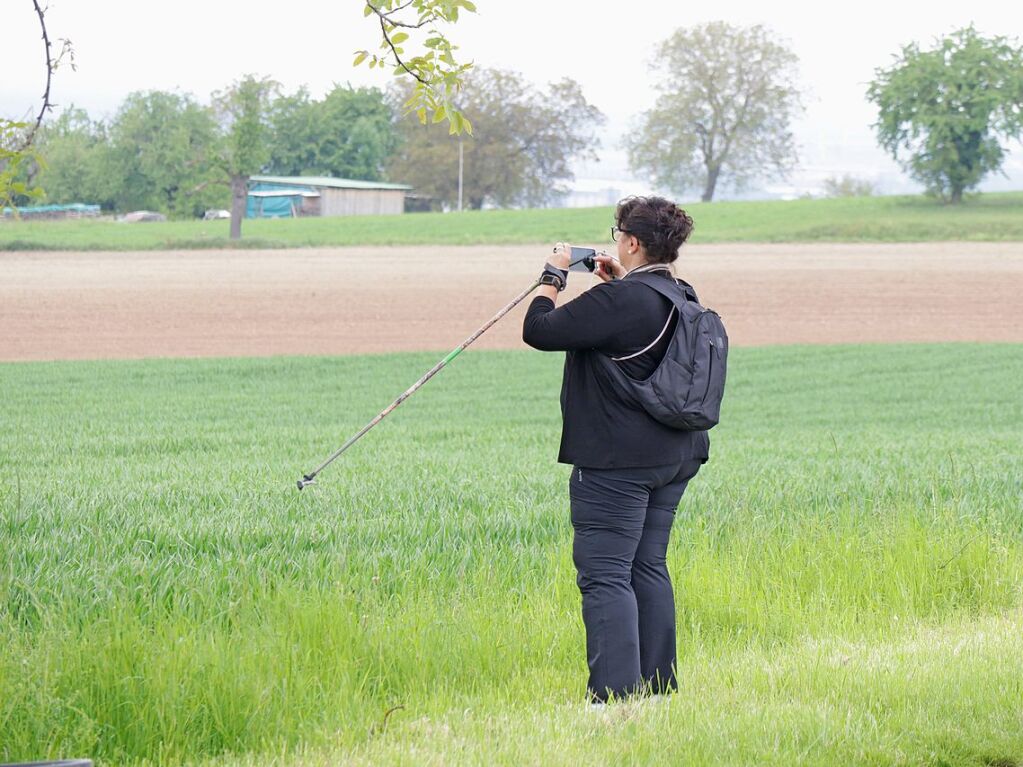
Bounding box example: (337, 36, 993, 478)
(2, 203, 101, 218)
(246, 182, 316, 218)
(246, 194, 302, 218)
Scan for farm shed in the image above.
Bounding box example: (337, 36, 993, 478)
(247, 175, 412, 218)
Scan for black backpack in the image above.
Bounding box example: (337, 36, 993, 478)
(596, 272, 728, 431)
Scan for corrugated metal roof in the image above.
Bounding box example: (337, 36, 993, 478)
(248, 189, 321, 198)
(250, 175, 412, 191)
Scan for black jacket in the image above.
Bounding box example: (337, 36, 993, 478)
(522, 269, 710, 469)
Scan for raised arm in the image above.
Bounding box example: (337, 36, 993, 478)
(522, 283, 619, 351)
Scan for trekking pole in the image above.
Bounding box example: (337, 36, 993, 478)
(296, 277, 543, 490)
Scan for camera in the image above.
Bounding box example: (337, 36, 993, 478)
(568, 246, 618, 278)
(569, 246, 598, 273)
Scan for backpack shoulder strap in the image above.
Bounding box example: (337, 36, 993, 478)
(627, 271, 699, 309)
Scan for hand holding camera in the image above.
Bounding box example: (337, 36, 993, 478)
(562, 244, 622, 278)
(567, 246, 623, 282)
(592, 252, 624, 282)
(550, 242, 573, 271)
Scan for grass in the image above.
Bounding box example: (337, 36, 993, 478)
(1, 343, 1022, 765)
(2, 191, 1023, 250)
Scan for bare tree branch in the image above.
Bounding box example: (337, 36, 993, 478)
(365, 1, 431, 30)
(19, 1, 74, 151)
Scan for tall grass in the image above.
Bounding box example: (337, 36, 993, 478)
(2, 191, 1023, 250)
(1, 344, 1022, 765)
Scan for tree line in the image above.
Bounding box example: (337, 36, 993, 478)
(17, 69, 603, 220)
(3, 0, 477, 225)
(11, 20, 1023, 221)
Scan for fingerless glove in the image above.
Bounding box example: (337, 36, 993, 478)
(539, 262, 569, 291)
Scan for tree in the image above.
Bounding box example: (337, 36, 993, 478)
(267, 85, 399, 180)
(210, 75, 280, 239)
(106, 91, 223, 216)
(867, 26, 1023, 205)
(29, 107, 114, 209)
(1, 121, 43, 210)
(626, 22, 803, 202)
(353, 0, 478, 135)
(386, 68, 603, 209)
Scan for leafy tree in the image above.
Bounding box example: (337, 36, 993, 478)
(1, 121, 43, 211)
(210, 75, 280, 239)
(626, 22, 803, 202)
(29, 107, 115, 209)
(386, 68, 603, 209)
(867, 25, 1023, 204)
(264, 88, 318, 178)
(267, 85, 399, 180)
(353, 0, 477, 135)
(106, 91, 223, 216)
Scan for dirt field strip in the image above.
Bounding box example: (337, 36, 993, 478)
(1, 242, 1022, 361)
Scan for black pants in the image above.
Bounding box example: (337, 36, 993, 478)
(570, 458, 703, 702)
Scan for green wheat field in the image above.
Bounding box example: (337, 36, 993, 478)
(2, 344, 1022, 765)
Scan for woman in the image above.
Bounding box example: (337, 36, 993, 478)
(522, 195, 710, 704)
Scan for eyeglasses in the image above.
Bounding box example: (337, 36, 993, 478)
(611, 226, 630, 243)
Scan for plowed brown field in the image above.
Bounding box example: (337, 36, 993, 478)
(2, 242, 1021, 361)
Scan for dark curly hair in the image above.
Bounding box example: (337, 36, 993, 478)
(615, 196, 694, 264)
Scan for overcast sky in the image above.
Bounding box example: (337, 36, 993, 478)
(5, 0, 1022, 200)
